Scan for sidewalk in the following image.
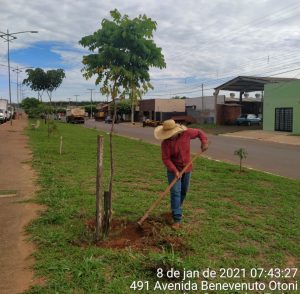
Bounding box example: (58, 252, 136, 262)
(220, 130, 300, 146)
(0, 118, 44, 293)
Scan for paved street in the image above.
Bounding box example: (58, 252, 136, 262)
(85, 120, 300, 180)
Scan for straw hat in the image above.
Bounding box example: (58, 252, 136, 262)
(154, 119, 187, 140)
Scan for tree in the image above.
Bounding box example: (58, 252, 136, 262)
(20, 97, 51, 118)
(109, 99, 131, 121)
(79, 9, 166, 236)
(22, 68, 46, 101)
(234, 148, 248, 173)
(20, 97, 40, 110)
(23, 68, 66, 103)
(172, 96, 187, 99)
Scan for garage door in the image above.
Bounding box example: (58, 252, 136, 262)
(275, 108, 293, 132)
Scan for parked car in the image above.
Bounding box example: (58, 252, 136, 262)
(105, 115, 113, 123)
(104, 115, 118, 124)
(0, 109, 7, 123)
(0, 99, 8, 123)
(236, 114, 261, 126)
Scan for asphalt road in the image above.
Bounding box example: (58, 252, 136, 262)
(85, 120, 300, 180)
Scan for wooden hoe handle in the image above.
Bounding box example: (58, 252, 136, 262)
(137, 152, 202, 226)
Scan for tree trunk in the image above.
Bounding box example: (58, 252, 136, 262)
(131, 98, 134, 124)
(103, 96, 117, 237)
(130, 86, 135, 124)
(95, 135, 104, 241)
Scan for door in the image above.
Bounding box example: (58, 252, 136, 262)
(275, 108, 293, 132)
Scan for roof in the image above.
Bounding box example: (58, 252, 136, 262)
(215, 76, 298, 92)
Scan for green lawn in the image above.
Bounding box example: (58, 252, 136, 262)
(25, 122, 299, 293)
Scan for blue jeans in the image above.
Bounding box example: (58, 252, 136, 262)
(167, 171, 191, 223)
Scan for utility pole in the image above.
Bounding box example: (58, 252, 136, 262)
(88, 89, 95, 119)
(67, 98, 71, 106)
(74, 94, 79, 105)
(12, 66, 32, 106)
(12, 66, 22, 105)
(201, 83, 204, 111)
(0, 29, 38, 125)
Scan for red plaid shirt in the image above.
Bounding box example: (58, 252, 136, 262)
(161, 128, 207, 174)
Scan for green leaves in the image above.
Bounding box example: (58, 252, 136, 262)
(234, 148, 248, 173)
(20, 97, 52, 118)
(79, 9, 166, 101)
(23, 68, 66, 101)
(234, 148, 248, 160)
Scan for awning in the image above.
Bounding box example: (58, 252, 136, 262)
(215, 76, 298, 92)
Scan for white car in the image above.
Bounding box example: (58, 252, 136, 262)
(0, 109, 8, 123)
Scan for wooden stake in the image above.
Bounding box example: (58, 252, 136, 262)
(95, 135, 104, 241)
(59, 136, 63, 155)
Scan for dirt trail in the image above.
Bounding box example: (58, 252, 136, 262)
(0, 117, 44, 294)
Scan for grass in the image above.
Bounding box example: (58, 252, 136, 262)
(25, 121, 300, 293)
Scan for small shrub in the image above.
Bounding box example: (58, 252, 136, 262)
(234, 148, 248, 173)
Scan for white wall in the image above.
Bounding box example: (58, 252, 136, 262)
(185, 96, 225, 111)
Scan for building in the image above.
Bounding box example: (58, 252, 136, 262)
(185, 95, 225, 123)
(263, 80, 300, 134)
(185, 94, 260, 124)
(214, 76, 298, 125)
(139, 99, 185, 121)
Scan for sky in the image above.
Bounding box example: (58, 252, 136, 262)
(1, 0, 300, 103)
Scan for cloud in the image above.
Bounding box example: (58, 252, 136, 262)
(1, 0, 300, 101)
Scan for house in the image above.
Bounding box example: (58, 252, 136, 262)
(139, 99, 185, 121)
(214, 76, 298, 125)
(263, 80, 300, 134)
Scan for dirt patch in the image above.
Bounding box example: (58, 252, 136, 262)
(0, 117, 45, 294)
(286, 255, 298, 268)
(85, 215, 186, 252)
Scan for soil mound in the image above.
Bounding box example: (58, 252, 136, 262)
(85, 215, 185, 251)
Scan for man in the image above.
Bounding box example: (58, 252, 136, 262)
(154, 119, 208, 229)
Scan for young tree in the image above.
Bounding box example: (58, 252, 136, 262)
(234, 148, 248, 173)
(79, 9, 166, 236)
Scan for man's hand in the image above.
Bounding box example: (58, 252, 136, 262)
(175, 170, 180, 179)
(201, 142, 209, 152)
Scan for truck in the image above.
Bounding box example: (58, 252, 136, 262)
(0, 99, 8, 123)
(66, 107, 85, 124)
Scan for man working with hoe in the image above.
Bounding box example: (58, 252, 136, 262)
(154, 119, 208, 230)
